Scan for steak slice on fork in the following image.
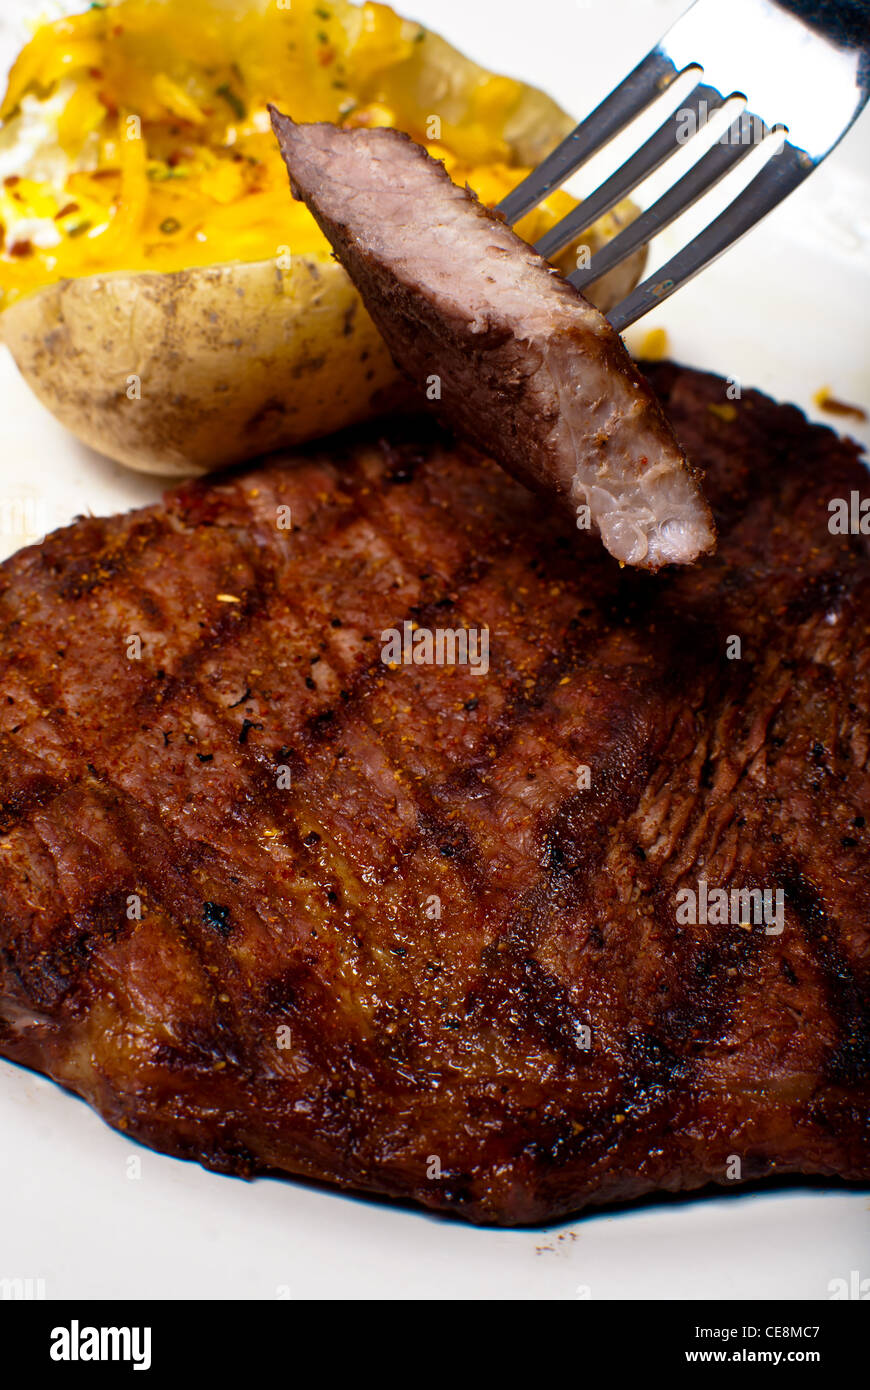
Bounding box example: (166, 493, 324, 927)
(271, 113, 715, 570)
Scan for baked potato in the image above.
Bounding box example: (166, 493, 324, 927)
(0, 0, 646, 476)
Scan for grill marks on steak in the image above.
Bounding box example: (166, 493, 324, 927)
(0, 363, 868, 1223)
(270, 114, 716, 570)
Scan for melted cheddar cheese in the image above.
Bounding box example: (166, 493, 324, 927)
(0, 0, 582, 307)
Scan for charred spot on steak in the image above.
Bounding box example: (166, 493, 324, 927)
(203, 902, 232, 936)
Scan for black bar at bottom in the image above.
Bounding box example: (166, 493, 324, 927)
(0, 1297, 865, 1375)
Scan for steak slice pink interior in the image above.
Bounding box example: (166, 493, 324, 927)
(271, 112, 716, 570)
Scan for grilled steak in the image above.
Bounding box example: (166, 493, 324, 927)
(270, 113, 715, 570)
(0, 362, 868, 1225)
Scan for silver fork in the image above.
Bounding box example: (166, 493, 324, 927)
(499, 0, 870, 332)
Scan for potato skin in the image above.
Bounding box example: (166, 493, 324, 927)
(1, 257, 404, 476)
(0, 27, 645, 475)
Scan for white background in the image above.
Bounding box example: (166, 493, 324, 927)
(0, 0, 868, 1300)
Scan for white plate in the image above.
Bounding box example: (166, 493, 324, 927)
(0, 0, 868, 1301)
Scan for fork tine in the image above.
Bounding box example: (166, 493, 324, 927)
(497, 48, 681, 226)
(606, 140, 811, 332)
(535, 81, 724, 261)
(569, 111, 765, 292)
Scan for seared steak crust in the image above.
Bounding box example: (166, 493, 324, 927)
(0, 362, 867, 1224)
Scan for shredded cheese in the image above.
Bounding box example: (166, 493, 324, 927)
(0, 0, 587, 307)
